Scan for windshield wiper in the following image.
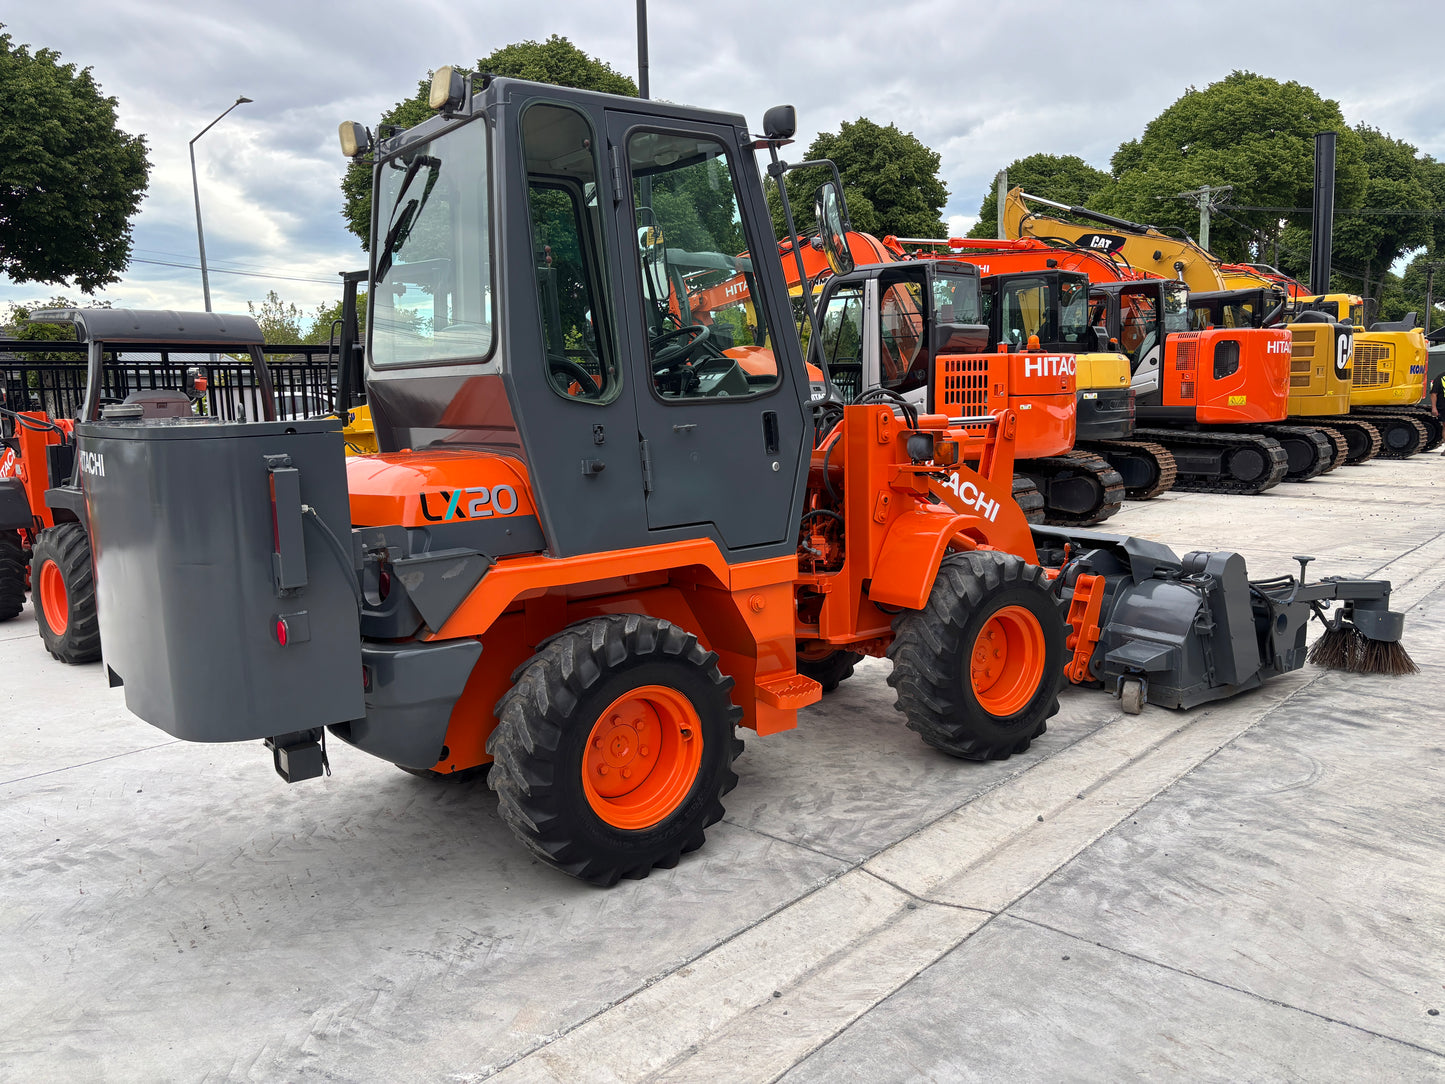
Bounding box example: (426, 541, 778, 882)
(375, 155, 441, 281)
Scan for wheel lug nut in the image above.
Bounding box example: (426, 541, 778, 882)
(640, 747, 649, 756)
(622, 768, 631, 779)
(599, 765, 609, 775)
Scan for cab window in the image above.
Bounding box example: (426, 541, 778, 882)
(1058, 277, 1090, 347)
(371, 118, 492, 368)
(878, 279, 925, 385)
(1000, 276, 1053, 346)
(522, 103, 617, 402)
(818, 284, 864, 402)
(628, 131, 779, 400)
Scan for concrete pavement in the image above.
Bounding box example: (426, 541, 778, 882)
(2, 453, 1443, 1081)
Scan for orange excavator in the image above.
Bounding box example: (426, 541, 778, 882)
(688, 231, 1128, 525)
(894, 235, 1321, 493)
(883, 236, 1176, 501)
(1002, 187, 1436, 462)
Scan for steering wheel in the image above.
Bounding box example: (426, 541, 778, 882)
(649, 323, 712, 371)
(549, 357, 600, 396)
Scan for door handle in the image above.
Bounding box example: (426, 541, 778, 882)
(762, 411, 780, 455)
(581, 458, 606, 475)
(672, 423, 697, 433)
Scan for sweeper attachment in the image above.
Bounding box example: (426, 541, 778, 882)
(1035, 528, 1414, 711)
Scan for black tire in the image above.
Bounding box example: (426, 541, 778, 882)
(398, 764, 491, 783)
(487, 614, 743, 886)
(796, 646, 863, 694)
(887, 551, 1065, 760)
(0, 531, 25, 622)
(31, 523, 101, 664)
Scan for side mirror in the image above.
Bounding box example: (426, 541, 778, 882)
(814, 182, 854, 277)
(638, 224, 670, 303)
(763, 105, 796, 140)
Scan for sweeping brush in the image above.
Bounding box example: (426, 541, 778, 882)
(1308, 623, 1419, 675)
(1308, 624, 1363, 670)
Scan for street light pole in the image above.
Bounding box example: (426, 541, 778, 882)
(189, 96, 252, 312)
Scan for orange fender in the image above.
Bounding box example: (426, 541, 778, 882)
(868, 509, 982, 610)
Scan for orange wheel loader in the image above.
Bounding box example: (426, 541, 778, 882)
(70, 74, 1414, 886)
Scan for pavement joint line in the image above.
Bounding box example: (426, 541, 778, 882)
(718, 820, 855, 866)
(721, 705, 1131, 868)
(1005, 914, 1445, 1062)
(786, 564, 1445, 1067)
(0, 738, 181, 788)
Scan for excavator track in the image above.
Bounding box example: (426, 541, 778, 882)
(1311, 426, 1349, 474)
(1012, 474, 1046, 524)
(1309, 418, 1381, 465)
(1352, 406, 1442, 453)
(1257, 424, 1335, 482)
(1133, 428, 1289, 495)
(1079, 439, 1177, 501)
(1346, 412, 1430, 458)
(1019, 450, 1125, 527)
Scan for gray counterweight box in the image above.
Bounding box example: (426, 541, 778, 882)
(76, 417, 364, 742)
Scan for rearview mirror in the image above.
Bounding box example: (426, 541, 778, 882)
(638, 224, 670, 303)
(814, 182, 853, 277)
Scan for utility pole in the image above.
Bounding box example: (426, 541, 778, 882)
(1426, 262, 1443, 335)
(995, 169, 1007, 239)
(636, 0, 649, 99)
(1174, 184, 1232, 252)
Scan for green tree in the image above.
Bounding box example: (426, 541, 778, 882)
(768, 118, 949, 239)
(1099, 72, 1367, 263)
(341, 35, 637, 248)
(966, 154, 1112, 239)
(1331, 126, 1436, 301)
(301, 292, 368, 345)
(0, 26, 149, 291)
(247, 290, 304, 344)
(3, 296, 109, 369)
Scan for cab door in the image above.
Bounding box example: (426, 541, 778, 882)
(605, 113, 809, 554)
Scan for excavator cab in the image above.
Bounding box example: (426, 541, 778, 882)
(809, 260, 988, 405)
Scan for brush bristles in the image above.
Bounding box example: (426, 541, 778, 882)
(1308, 626, 1419, 675)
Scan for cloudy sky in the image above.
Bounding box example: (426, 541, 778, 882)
(4, 0, 1443, 323)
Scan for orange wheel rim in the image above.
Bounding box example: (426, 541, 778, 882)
(969, 605, 1045, 716)
(582, 685, 703, 830)
(38, 559, 69, 636)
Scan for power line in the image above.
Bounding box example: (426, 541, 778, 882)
(1223, 204, 1445, 217)
(128, 256, 340, 286)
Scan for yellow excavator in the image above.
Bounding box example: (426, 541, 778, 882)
(1284, 291, 1436, 456)
(1004, 188, 1437, 461)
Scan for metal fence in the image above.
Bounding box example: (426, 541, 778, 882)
(0, 341, 343, 426)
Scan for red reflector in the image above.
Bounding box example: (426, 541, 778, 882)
(275, 618, 288, 646)
(378, 569, 392, 600)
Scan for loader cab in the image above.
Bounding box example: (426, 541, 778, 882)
(808, 260, 986, 407)
(359, 77, 813, 560)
